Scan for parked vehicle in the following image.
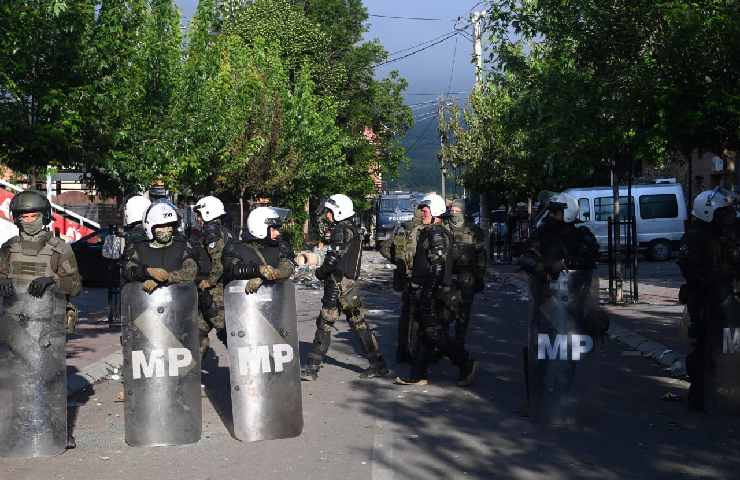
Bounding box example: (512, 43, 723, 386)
(564, 181, 687, 261)
(374, 191, 421, 247)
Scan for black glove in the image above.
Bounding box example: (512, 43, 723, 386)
(315, 265, 329, 281)
(0, 278, 15, 297)
(28, 276, 55, 298)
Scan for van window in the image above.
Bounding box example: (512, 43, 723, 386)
(578, 198, 590, 222)
(594, 196, 635, 221)
(639, 194, 678, 219)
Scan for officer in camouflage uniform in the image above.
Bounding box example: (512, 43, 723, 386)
(222, 207, 295, 293)
(395, 193, 479, 386)
(192, 196, 233, 356)
(121, 202, 198, 292)
(678, 188, 739, 411)
(302, 194, 389, 381)
(445, 199, 487, 367)
(0, 190, 82, 449)
(391, 206, 426, 362)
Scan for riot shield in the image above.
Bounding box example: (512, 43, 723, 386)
(527, 269, 602, 426)
(704, 291, 740, 414)
(224, 280, 303, 442)
(0, 281, 67, 457)
(121, 282, 201, 447)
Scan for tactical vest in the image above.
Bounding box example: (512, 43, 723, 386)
(333, 222, 362, 280)
(7, 234, 61, 281)
(411, 224, 452, 285)
(448, 223, 479, 272)
(134, 240, 190, 272)
(227, 241, 281, 269)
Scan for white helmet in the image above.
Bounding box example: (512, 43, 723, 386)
(124, 195, 152, 226)
(194, 195, 225, 222)
(143, 202, 179, 240)
(692, 188, 735, 222)
(548, 193, 579, 223)
(323, 194, 355, 222)
(247, 206, 289, 239)
(420, 193, 446, 217)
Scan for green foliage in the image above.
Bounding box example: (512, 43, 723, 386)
(0, 0, 95, 178)
(449, 0, 740, 201)
(1, 0, 414, 233)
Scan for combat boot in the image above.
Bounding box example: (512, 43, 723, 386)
(66, 432, 76, 449)
(360, 358, 390, 379)
(300, 363, 320, 381)
(457, 359, 479, 387)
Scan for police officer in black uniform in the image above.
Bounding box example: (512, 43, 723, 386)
(302, 194, 389, 381)
(395, 193, 479, 386)
(678, 188, 739, 411)
(121, 202, 198, 292)
(222, 206, 295, 294)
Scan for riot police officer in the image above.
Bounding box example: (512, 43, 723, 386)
(192, 196, 233, 355)
(390, 207, 425, 363)
(678, 188, 739, 412)
(123, 195, 152, 248)
(445, 199, 487, 368)
(222, 206, 295, 292)
(121, 202, 198, 291)
(395, 193, 479, 386)
(519, 192, 603, 423)
(520, 193, 599, 280)
(102, 195, 152, 325)
(302, 194, 389, 381)
(0, 190, 81, 451)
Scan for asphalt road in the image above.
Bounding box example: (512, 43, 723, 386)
(3, 252, 740, 480)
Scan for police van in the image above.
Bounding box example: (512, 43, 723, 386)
(564, 180, 687, 261)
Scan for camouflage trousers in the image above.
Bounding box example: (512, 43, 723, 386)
(198, 284, 225, 356)
(307, 277, 384, 368)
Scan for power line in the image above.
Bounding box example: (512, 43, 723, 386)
(406, 114, 438, 156)
(370, 14, 448, 21)
(374, 32, 459, 68)
(406, 92, 464, 96)
(386, 30, 458, 57)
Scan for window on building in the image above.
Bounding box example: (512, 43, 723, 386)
(639, 194, 678, 219)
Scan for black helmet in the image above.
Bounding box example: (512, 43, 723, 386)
(10, 190, 52, 224)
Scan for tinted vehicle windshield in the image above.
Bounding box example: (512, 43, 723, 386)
(380, 198, 413, 212)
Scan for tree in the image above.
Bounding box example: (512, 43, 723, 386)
(0, 0, 95, 182)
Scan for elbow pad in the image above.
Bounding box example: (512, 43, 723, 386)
(232, 261, 260, 280)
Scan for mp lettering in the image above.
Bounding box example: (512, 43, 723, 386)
(131, 348, 193, 379)
(537, 334, 593, 361)
(237, 344, 295, 375)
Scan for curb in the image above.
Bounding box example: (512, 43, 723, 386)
(68, 351, 123, 396)
(608, 321, 687, 377)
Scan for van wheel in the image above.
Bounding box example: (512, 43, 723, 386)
(649, 240, 672, 261)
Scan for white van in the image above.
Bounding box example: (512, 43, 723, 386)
(564, 182, 687, 261)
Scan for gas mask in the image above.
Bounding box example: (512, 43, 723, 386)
(449, 212, 465, 227)
(153, 226, 174, 246)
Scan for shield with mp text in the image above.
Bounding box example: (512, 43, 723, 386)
(0, 282, 67, 458)
(704, 291, 740, 414)
(224, 280, 303, 442)
(121, 282, 201, 447)
(527, 269, 603, 426)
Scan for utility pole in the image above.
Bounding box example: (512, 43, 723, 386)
(437, 98, 448, 200)
(472, 10, 490, 254)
